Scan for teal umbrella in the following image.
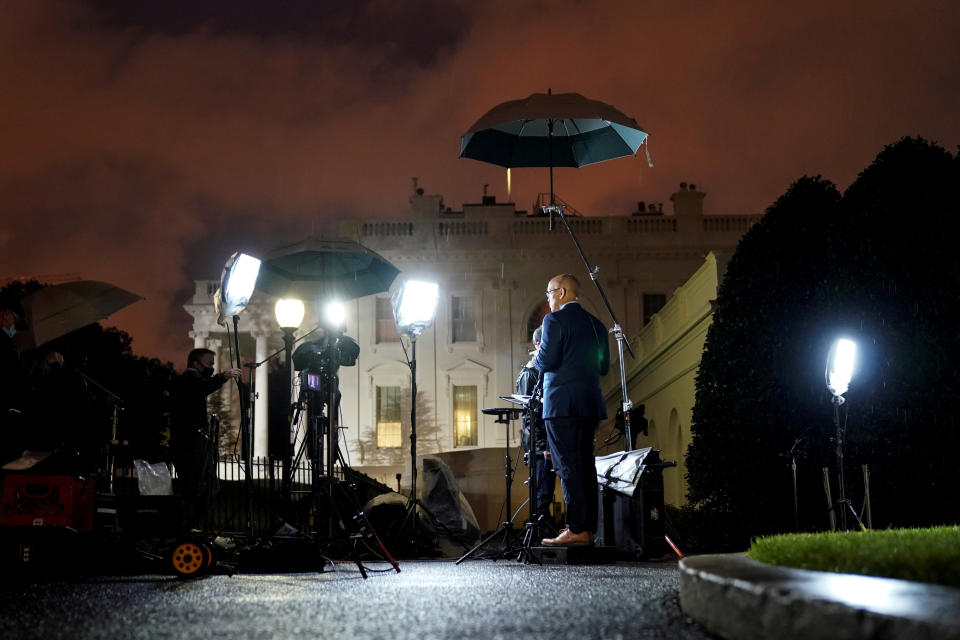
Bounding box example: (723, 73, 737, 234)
(256, 237, 399, 301)
(460, 91, 649, 204)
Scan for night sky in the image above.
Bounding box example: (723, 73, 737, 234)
(2, 0, 958, 365)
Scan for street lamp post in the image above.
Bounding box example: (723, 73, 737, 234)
(275, 298, 304, 508)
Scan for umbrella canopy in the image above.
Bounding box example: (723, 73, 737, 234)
(256, 237, 400, 301)
(460, 91, 649, 169)
(20, 280, 143, 347)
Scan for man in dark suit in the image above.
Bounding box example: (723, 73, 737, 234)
(534, 274, 610, 547)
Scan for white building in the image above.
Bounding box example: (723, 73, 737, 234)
(184, 183, 760, 529)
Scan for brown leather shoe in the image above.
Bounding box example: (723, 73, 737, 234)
(541, 529, 594, 547)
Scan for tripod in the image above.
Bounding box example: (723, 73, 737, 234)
(519, 424, 557, 562)
(828, 396, 867, 532)
(390, 336, 468, 555)
(457, 407, 537, 564)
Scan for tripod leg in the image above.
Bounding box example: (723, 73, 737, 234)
(333, 480, 400, 574)
(456, 524, 511, 564)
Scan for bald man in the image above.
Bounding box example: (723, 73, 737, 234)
(534, 274, 610, 547)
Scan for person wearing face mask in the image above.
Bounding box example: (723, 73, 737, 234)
(1, 303, 64, 464)
(169, 348, 240, 532)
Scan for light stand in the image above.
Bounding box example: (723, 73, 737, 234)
(831, 395, 849, 531)
(543, 203, 637, 449)
(825, 338, 866, 532)
(216, 252, 261, 539)
(391, 280, 458, 553)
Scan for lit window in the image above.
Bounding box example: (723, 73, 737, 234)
(376, 297, 400, 343)
(452, 296, 476, 342)
(376, 386, 402, 448)
(453, 385, 477, 446)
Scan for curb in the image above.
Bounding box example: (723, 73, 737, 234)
(678, 553, 960, 640)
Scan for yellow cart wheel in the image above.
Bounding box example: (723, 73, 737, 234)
(171, 541, 207, 577)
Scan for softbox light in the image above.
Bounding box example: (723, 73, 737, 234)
(826, 338, 856, 399)
(391, 280, 439, 338)
(216, 252, 261, 325)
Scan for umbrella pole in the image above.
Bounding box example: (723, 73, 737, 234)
(548, 120, 555, 205)
(547, 205, 637, 450)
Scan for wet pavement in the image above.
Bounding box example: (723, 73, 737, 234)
(0, 559, 718, 640)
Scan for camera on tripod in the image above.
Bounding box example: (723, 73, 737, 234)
(292, 332, 361, 385)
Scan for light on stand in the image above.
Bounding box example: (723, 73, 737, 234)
(392, 280, 439, 337)
(390, 279, 439, 550)
(323, 300, 347, 330)
(826, 338, 856, 398)
(216, 252, 261, 325)
(215, 251, 261, 538)
(825, 337, 862, 531)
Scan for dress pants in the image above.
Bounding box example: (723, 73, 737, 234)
(544, 416, 599, 534)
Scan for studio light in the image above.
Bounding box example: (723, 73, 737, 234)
(825, 337, 864, 532)
(216, 252, 261, 324)
(388, 278, 440, 549)
(323, 300, 346, 329)
(391, 280, 439, 337)
(826, 338, 856, 400)
(275, 298, 305, 329)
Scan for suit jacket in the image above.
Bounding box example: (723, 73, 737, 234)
(534, 301, 610, 420)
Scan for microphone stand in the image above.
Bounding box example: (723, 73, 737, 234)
(542, 203, 637, 450)
(76, 368, 124, 491)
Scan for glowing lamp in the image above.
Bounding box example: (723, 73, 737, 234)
(392, 280, 439, 337)
(826, 338, 856, 399)
(216, 252, 261, 324)
(323, 300, 346, 329)
(275, 298, 305, 329)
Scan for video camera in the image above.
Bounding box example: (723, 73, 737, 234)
(292, 333, 360, 374)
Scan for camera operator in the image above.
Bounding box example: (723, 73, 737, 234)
(169, 348, 240, 533)
(516, 326, 555, 522)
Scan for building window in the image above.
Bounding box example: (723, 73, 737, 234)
(452, 296, 476, 342)
(376, 297, 400, 343)
(376, 386, 402, 448)
(453, 385, 477, 446)
(642, 293, 667, 326)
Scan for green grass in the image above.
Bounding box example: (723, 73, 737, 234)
(747, 526, 960, 588)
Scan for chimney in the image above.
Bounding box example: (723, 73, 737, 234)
(670, 181, 705, 218)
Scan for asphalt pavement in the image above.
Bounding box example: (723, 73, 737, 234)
(0, 559, 719, 640)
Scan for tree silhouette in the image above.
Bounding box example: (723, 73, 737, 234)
(686, 138, 960, 550)
(1, 280, 176, 463)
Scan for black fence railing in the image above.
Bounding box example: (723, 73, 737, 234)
(118, 456, 393, 540)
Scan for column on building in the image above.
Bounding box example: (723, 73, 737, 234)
(189, 330, 208, 350)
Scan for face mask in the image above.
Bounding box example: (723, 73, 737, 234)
(200, 365, 214, 379)
(3, 326, 15, 338)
